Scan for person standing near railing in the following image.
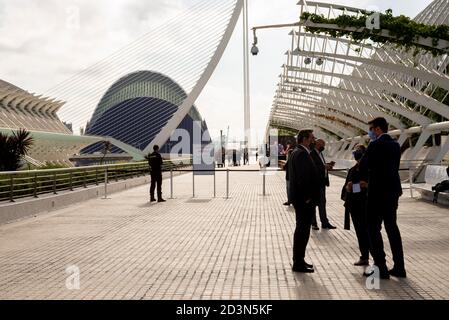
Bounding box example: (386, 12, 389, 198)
(360, 117, 406, 279)
(147, 145, 166, 203)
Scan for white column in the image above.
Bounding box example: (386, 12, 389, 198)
(243, 0, 251, 147)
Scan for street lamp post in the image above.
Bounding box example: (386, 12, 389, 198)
(243, 0, 251, 150)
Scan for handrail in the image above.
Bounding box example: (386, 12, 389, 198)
(0, 158, 192, 203)
(0, 158, 192, 176)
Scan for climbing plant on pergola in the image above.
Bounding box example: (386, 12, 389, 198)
(300, 10, 449, 56)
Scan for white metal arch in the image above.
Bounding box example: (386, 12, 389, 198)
(275, 95, 371, 124)
(272, 113, 354, 137)
(280, 82, 432, 126)
(284, 67, 449, 120)
(275, 92, 404, 129)
(271, 117, 349, 139)
(146, 0, 244, 154)
(274, 101, 368, 132)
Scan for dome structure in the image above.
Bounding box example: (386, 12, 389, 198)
(83, 71, 210, 155)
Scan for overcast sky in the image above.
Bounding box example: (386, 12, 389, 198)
(0, 0, 432, 144)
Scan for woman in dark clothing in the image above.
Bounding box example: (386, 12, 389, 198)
(343, 145, 370, 266)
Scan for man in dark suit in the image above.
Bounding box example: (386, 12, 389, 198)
(360, 117, 406, 279)
(310, 139, 337, 230)
(288, 130, 320, 273)
(147, 145, 166, 203)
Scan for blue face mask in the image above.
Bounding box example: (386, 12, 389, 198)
(368, 130, 377, 141)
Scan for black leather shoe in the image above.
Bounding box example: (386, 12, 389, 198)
(389, 268, 407, 278)
(322, 223, 337, 230)
(292, 265, 315, 273)
(283, 202, 291, 206)
(312, 225, 320, 231)
(158, 199, 167, 203)
(363, 266, 390, 279)
(354, 258, 370, 266)
(150, 198, 157, 202)
(304, 262, 314, 269)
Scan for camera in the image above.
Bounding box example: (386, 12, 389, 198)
(251, 44, 259, 56)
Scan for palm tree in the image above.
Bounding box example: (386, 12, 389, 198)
(0, 129, 34, 171)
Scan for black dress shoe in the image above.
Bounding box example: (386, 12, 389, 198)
(292, 265, 315, 273)
(312, 225, 320, 231)
(158, 199, 167, 203)
(354, 258, 370, 266)
(150, 198, 157, 202)
(303, 262, 314, 269)
(283, 202, 291, 206)
(363, 266, 390, 279)
(389, 268, 407, 278)
(322, 223, 337, 230)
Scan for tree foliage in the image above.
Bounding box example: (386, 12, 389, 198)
(0, 129, 34, 171)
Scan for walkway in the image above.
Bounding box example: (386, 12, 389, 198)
(0, 166, 448, 300)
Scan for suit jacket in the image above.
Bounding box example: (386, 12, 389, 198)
(359, 134, 402, 200)
(310, 149, 330, 187)
(288, 145, 320, 205)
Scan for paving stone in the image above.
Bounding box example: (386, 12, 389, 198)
(0, 166, 448, 300)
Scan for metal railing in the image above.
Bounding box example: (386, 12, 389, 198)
(329, 163, 449, 199)
(0, 158, 192, 203)
(165, 168, 281, 199)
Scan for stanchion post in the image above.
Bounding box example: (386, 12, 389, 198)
(409, 168, 414, 198)
(33, 172, 38, 198)
(263, 170, 266, 196)
(213, 169, 216, 198)
(53, 172, 57, 194)
(226, 169, 230, 199)
(103, 168, 109, 199)
(170, 168, 174, 199)
(192, 171, 195, 198)
(9, 175, 14, 202)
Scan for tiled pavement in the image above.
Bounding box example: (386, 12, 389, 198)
(0, 166, 448, 300)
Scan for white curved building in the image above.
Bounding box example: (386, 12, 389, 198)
(0, 80, 69, 134)
(0, 80, 102, 166)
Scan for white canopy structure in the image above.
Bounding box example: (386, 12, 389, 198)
(267, 0, 449, 164)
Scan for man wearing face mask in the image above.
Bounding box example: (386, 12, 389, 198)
(360, 117, 405, 280)
(310, 139, 337, 230)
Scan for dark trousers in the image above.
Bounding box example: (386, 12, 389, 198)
(367, 197, 405, 269)
(286, 180, 292, 203)
(312, 187, 329, 226)
(292, 200, 315, 266)
(349, 206, 370, 260)
(150, 172, 162, 200)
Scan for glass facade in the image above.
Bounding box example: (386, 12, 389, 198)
(83, 71, 210, 155)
